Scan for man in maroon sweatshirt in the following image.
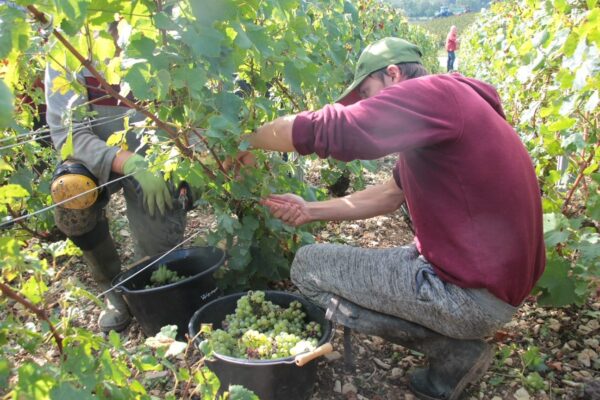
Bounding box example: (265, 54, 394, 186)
(241, 37, 545, 400)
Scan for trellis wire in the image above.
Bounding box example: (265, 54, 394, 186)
(0, 140, 202, 229)
(0, 111, 134, 143)
(96, 229, 204, 298)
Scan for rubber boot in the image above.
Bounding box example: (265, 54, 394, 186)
(326, 296, 493, 400)
(78, 227, 132, 332)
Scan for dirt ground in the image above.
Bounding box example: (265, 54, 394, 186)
(50, 157, 599, 400)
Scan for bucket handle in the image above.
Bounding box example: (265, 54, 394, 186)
(294, 343, 333, 367)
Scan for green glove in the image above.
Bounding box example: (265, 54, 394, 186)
(123, 154, 173, 217)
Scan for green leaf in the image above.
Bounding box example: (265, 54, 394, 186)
(194, 367, 221, 398)
(228, 245, 252, 270)
(61, 130, 74, 159)
(124, 62, 153, 100)
(207, 115, 237, 139)
(576, 233, 600, 263)
(584, 91, 599, 113)
(215, 92, 243, 122)
(233, 23, 253, 49)
(49, 382, 86, 400)
(524, 371, 546, 391)
(543, 213, 570, 246)
(21, 276, 49, 305)
(0, 79, 14, 128)
(554, 0, 568, 13)
(181, 26, 224, 58)
(547, 117, 576, 132)
(522, 346, 544, 370)
(228, 385, 259, 400)
(108, 330, 122, 349)
(0, 159, 13, 172)
(0, 7, 29, 59)
(563, 32, 579, 57)
(587, 190, 600, 221)
(159, 325, 178, 340)
(129, 380, 146, 394)
(239, 216, 259, 240)
(127, 36, 156, 59)
(284, 63, 303, 93)
(217, 213, 240, 234)
(15, 363, 54, 397)
(0, 358, 9, 389)
(535, 253, 581, 306)
(156, 69, 171, 101)
(106, 131, 125, 147)
(190, 0, 237, 25)
(0, 183, 29, 203)
(154, 12, 179, 31)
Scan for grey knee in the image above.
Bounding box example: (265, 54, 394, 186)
(290, 245, 315, 287)
(54, 206, 100, 237)
(54, 206, 108, 251)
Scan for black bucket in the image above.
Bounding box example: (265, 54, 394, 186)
(112, 246, 226, 338)
(188, 291, 333, 400)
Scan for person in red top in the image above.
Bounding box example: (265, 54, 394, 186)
(446, 25, 459, 71)
(235, 37, 545, 400)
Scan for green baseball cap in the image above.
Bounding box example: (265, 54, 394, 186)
(337, 37, 422, 105)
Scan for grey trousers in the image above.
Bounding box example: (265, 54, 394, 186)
(291, 243, 516, 339)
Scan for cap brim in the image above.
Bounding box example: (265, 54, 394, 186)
(335, 74, 368, 106)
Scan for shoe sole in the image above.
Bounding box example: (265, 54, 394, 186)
(99, 317, 132, 333)
(409, 344, 494, 400)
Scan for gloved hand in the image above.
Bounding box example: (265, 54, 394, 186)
(123, 154, 173, 217)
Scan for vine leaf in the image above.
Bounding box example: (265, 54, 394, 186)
(21, 277, 48, 305)
(0, 80, 14, 128)
(60, 131, 74, 160)
(535, 254, 579, 307)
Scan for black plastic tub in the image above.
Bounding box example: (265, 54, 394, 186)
(112, 246, 226, 338)
(188, 291, 333, 400)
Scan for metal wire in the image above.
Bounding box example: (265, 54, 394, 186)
(96, 229, 204, 298)
(0, 134, 53, 151)
(0, 172, 136, 228)
(0, 110, 135, 145)
(0, 139, 203, 229)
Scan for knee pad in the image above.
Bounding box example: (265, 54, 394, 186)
(51, 162, 99, 210)
(63, 214, 111, 251)
(54, 205, 100, 239)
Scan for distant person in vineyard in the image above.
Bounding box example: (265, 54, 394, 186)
(45, 22, 188, 333)
(446, 25, 459, 71)
(235, 37, 545, 400)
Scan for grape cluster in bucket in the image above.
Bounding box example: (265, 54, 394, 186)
(201, 291, 322, 360)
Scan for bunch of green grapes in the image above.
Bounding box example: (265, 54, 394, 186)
(146, 264, 185, 288)
(204, 291, 322, 360)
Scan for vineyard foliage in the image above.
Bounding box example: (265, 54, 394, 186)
(413, 12, 480, 48)
(0, 0, 439, 397)
(462, 0, 599, 306)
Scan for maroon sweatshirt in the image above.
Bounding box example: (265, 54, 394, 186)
(292, 73, 545, 306)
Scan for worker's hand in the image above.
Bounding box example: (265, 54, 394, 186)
(123, 154, 173, 217)
(260, 194, 312, 227)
